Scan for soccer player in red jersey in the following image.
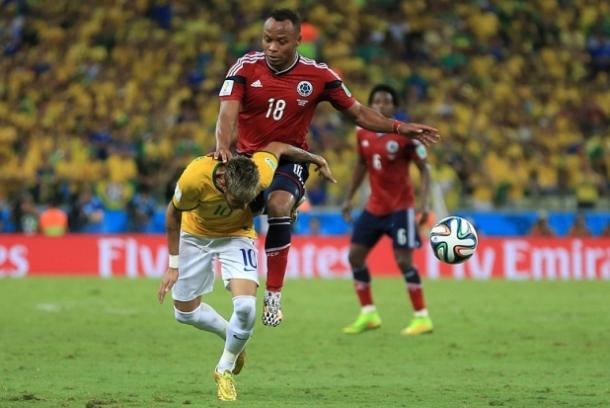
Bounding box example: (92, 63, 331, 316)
(215, 9, 440, 327)
(341, 85, 433, 335)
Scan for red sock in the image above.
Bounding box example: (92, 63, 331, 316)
(354, 281, 373, 307)
(265, 246, 289, 292)
(407, 284, 426, 311)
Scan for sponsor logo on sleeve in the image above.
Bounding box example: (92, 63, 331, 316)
(415, 142, 427, 159)
(265, 157, 277, 170)
(219, 79, 234, 96)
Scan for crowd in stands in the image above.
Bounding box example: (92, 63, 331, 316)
(1, 0, 609, 233)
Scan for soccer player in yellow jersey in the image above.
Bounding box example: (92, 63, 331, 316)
(157, 141, 335, 402)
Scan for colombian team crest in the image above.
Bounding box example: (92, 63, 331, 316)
(386, 140, 399, 153)
(297, 81, 313, 97)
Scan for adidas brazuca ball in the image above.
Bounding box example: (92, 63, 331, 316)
(429, 216, 478, 264)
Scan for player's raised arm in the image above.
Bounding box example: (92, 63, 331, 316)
(214, 100, 241, 162)
(159, 201, 182, 304)
(263, 141, 337, 183)
(342, 101, 441, 147)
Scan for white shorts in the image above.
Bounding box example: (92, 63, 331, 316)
(172, 232, 259, 302)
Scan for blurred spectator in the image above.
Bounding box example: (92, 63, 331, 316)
(68, 186, 105, 232)
(39, 196, 68, 236)
(529, 211, 555, 237)
(0, 193, 9, 232)
(568, 212, 592, 237)
(308, 216, 321, 236)
(126, 185, 157, 232)
(10, 192, 38, 234)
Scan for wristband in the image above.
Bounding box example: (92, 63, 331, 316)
(168, 254, 179, 269)
(392, 120, 402, 134)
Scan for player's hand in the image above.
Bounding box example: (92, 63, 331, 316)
(158, 267, 178, 304)
(341, 201, 353, 222)
(313, 157, 337, 184)
(214, 147, 233, 163)
(398, 123, 440, 147)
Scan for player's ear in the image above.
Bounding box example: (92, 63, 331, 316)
(296, 33, 302, 46)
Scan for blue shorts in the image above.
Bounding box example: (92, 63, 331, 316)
(266, 159, 309, 201)
(249, 159, 309, 215)
(351, 209, 421, 249)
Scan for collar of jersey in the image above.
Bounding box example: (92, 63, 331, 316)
(265, 52, 300, 75)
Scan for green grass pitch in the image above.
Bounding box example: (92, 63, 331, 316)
(1, 278, 609, 407)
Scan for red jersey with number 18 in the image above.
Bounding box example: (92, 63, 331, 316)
(219, 52, 355, 154)
(357, 128, 428, 216)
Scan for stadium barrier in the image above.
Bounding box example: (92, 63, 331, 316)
(5, 210, 607, 236)
(1, 235, 609, 280)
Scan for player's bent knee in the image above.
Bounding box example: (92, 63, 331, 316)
(267, 191, 295, 216)
(232, 295, 256, 329)
(397, 261, 414, 273)
(348, 248, 367, 267)
(174, 306, 199, 326)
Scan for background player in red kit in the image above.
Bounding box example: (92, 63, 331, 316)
(215, 9, 440, 327)
(341, 84, 433, 336)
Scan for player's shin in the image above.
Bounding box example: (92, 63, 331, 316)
(352, 265, 374, 310)
(174, 303, 228, 339)
(217, 296, 256, 373)
(400, 265, 427, 315)
(264, 216, 292, 292)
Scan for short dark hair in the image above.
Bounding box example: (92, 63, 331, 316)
(268, 9, 301, 33)
(368, 84, 400, 107)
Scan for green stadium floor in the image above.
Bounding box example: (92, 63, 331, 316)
(1, 278, 609, 407)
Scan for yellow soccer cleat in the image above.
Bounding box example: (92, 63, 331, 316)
(400, 316, 434, 336)
(342, 311, 382, 334)
(214, 370, 237, 401)
(233, 351, 245, 375)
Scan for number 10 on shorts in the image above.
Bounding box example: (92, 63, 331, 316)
(239, 248, 258, 270)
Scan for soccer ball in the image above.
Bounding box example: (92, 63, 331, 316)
(429, 216, 478, 264)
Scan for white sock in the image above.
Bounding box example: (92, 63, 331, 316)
(361, 305, 376, 314)
(414, 309, 429, 318)
(174, 303, 228, 339)
(217, 295, 256, 373)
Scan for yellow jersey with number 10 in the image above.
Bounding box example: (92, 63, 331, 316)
(172, 152, 278, 238)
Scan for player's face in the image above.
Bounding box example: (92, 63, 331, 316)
(370, 91, 395, 118)
(262, 18, 301, 70)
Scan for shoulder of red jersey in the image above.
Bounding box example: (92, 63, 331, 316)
(225, 51, 265, 78)
(298, 56, 344, 81)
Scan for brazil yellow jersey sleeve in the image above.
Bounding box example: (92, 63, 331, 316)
(252, 151, 278, 191)
(172, 156, 216, 211)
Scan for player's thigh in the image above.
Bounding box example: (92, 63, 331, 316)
(351, 210, 385, 253)
(216, 237, 259, 296)
(389, 208, 421, 249)
(172, 233, 216, 302)
(266, 161, 310, 213)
